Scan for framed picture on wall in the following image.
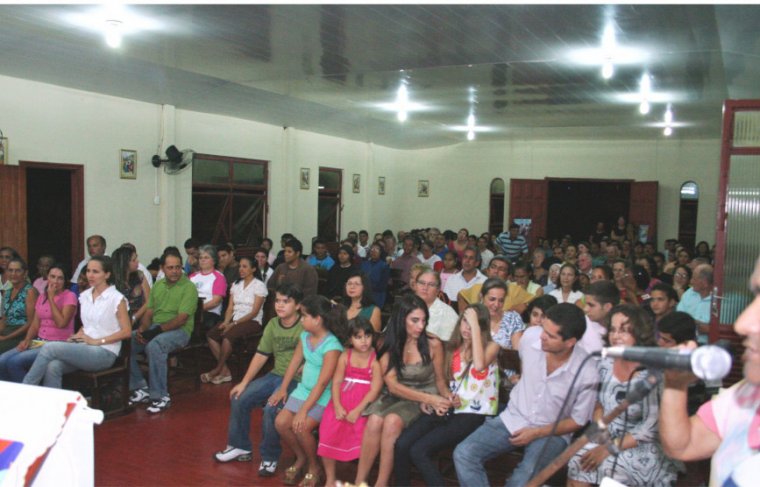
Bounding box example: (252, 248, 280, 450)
(300, 167, 310, 190)
(378, 176, 385, 195)
(352, 174, 360, 193)
(119, 149, 137, 179)
(0, 137, 7, 165)
(418, 179, 429, 197)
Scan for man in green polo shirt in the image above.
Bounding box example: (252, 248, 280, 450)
(129, 251, 198, 414)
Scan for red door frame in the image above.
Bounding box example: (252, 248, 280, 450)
(712, 100, 760, 345)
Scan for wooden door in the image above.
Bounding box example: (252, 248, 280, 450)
(0, 166, 27, 260)
(508, 179, 547, 245)
(629, 181, 658, 242)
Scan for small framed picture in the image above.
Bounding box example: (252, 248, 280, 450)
(120, 149, 137, 179)
(0, 137, 7, 165)
(352, 174, 361, 193)
(418, 179, 429, 197)
(300, 168, 310, 190)
(378, 176, 386, 195)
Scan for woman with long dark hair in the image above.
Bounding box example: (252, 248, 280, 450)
(0, 263, 77, 381)
(112, 246, 150, 326)
(22, 256, 131, 388)
(394, 303, 501, 485)
(254, 247, 274, 285)
(355, 294, 450, 487)
(343, 270, 381, 332)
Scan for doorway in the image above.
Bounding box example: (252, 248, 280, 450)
(26, 167, 73, 273)
(678, 181, 699, 250)
(317, 167, 342, 242)
(21, 162, 83, 276)
(489, 178, 505, 236)
(546, 179, 630, 242)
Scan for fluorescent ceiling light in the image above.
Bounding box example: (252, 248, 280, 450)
(608, 91, 688, 104)
(63, 5, 162, 40)
(447, 124, 499, 133)
(564, 46, 650, 67)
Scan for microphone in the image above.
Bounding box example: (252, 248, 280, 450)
(600, 344, 732, 382)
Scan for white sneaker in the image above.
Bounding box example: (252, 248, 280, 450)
(146, 396, 171, 414)
(213, 446, 252, 463)
(258, 460, 278, 476)
(128, 388, 150, 406)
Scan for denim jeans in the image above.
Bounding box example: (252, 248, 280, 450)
(22, 342, 117, 388)
(394, 412, 485, 486)
(0, 346, 42, 382)
(129, 325, 189, 400)
(227, 372, 296, 462)
(453, 416, 568, 487)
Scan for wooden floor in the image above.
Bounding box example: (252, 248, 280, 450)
(94, 375, 711, 487)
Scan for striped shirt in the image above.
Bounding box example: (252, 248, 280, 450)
(496, 233, 528, 260)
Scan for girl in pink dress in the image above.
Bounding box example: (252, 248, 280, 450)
(318, 317, 383, 487)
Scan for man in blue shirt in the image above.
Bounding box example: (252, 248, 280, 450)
(307, 239, 335, 271)
(676, 264, 713, 344)
(496, 224, 528, 263)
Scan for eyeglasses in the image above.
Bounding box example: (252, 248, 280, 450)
(346, 281, 362, 287)
(416, 280, 438, 289)
(674, 272, 688, 278)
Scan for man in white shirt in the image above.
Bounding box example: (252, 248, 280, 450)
(454, 303, 597, 487)
(356, 230, 370, 258)
(443, 246, 486, 302)
(71, 235, 106, 285)
(580, 280, 620, 354)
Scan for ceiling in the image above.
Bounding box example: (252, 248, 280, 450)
(1, 4, 759, 149)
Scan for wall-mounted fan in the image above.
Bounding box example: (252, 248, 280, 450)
(151, 145, 195, 174)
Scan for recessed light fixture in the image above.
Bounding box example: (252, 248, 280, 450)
(600, 23, 616, 79)
(564, 20, 649, 78)
(372, 76, 432, 120)
(104, 19, 122, 48)
(396, 83, 409, 122)
(663, 104, 674, 136)
(639, 74, 652, 115)
(63, 5, 162, 49)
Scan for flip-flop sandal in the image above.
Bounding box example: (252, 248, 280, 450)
(212, 375, 232, 385)
(200, 372, 214, 383)
(300, 471, 322, 487)
(283, 464, 304, 485)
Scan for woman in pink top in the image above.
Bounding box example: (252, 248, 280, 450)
(189, 245, 228, 332)
(0, 263, 77, 382)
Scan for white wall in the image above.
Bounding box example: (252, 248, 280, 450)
(0, 73, 720, 263)
(0, 75, 165, 259)
(375, 138, 720, 248)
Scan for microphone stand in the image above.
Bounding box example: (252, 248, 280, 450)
(525, 369, 662, 487)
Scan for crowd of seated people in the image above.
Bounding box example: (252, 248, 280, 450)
(1, 223, 730, 485)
